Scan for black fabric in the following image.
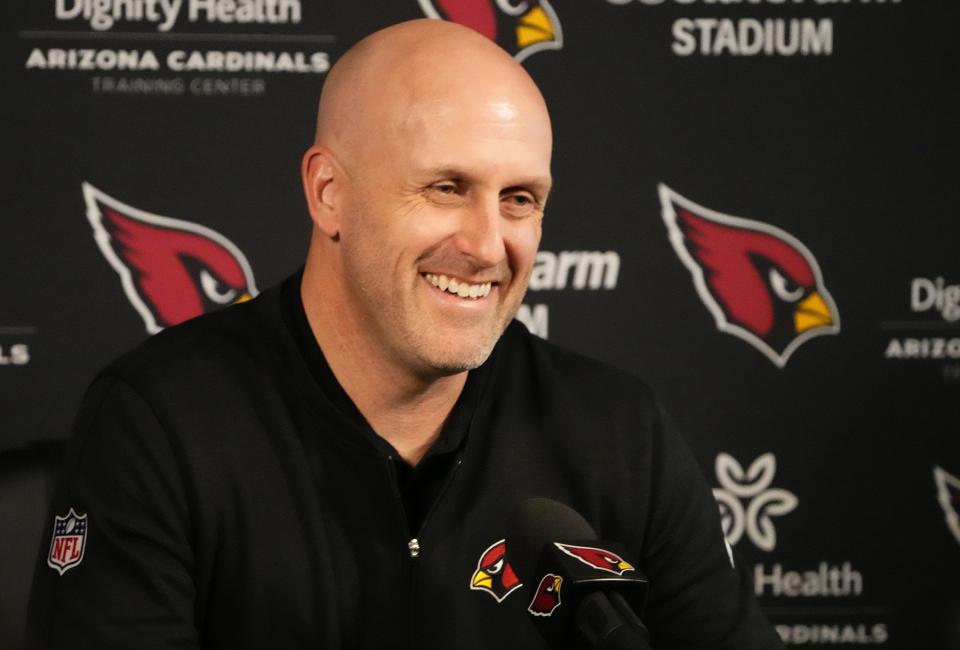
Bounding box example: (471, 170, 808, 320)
(280, 271, 483, 534)
(27, 274, 784, 650)
(0, 441, 64, 650)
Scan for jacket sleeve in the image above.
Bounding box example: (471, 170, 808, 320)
(639, 401, 784, 650)
(26, 374, 201, 649)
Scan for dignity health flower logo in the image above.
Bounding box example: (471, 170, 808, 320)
(712, 453, 797, 552)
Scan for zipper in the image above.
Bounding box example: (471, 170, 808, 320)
(384, 455, 414, 550)
(386, 453, 466, 559)
(388, 451, 465, 650)
(411, 454, 465, 555)
(406, 538, 420, 558)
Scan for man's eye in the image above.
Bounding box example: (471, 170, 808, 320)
(427, 183, 463, 202)
(502, 193, 538, 217)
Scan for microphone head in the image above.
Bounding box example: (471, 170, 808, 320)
(505, 498, 650, 645)
(505, 497, 598, 586)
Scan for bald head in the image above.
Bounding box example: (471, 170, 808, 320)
(300, 19, 553, 385)
(313, 19, 551, 162)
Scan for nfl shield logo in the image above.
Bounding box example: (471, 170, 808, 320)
(47, 508, 88, 575)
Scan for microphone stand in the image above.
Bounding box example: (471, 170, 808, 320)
(576, 592, 652, 650)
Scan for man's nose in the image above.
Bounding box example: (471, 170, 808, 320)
(453, 196, 506, 267)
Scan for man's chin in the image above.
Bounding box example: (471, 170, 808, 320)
(422, 346, 494, 376)
(415, 330, 501, 376)
(407, 307, 518, 376)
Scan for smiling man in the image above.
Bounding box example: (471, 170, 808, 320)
(298, 23, 551, 464)
(29, 19, 782, 650)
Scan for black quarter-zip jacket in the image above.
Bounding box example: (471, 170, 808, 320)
(28, 273, 783, 649)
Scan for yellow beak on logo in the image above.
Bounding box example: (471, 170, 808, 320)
(794, 291, 833, 333)
(472, 570, 493, 590)
(233, 292, 253, 304)
(617, 560, 634, 572)
(517, 6, 556, 49)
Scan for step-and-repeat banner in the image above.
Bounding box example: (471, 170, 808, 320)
(5, 0, 959, 647)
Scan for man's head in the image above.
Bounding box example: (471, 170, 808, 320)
(301, 19, 552, 379)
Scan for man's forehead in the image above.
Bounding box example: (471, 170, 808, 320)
(388, 92, 548, 131)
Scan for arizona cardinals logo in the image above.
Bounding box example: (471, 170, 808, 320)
(934, 466, 960, 545)
(555, 543, 635, 576)
(83, 182, 258, 334)
(659, 184, 840, 368)
(418, 0, 562, 62)
(527, 573, 562, 616)
(470, 539, 522, 602)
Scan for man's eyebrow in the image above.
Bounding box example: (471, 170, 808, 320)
(420, 166, 552, 197)
(420, 166, 470, 182)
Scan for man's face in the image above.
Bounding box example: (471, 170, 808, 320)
(336, 95, 552, 376)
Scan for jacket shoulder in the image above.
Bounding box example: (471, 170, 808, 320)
(102, 288, 280, 392)
(501, 320, 657, 407)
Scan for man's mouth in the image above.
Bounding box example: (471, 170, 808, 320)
(422, 273, 493, 300)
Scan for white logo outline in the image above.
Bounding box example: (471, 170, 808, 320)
(47, 507, 88, 576)
(658, 183, 840, 368)
(469, 538, 523, 603)
(554, 542, 634, 576)
(933, 465, 960, 545)
(713, 452, 797, 552)
(82, 182, 258, 334)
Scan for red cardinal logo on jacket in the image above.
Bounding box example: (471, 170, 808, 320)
(934, 466, 960, 545)
(555, 543, 635, 576)
(470, 539, 522, 602)
(83, 182, 258, 334)
(527, 573, 562, 616)
(659, 184, 840, 368)
(418, 0, 562, 62)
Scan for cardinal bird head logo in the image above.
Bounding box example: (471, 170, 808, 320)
(555, 543, 635, 576)
(658, 184, 840, 368)
(83, 182, 258, 334)
(527, 573, 562, 617)
(418, 0, 562, 62)
(934, 466, 960, 545)
(470, 539, 522, 602)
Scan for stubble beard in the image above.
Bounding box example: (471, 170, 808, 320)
(397, 284, 526, 377)
(347, 256, 528, 378)
(339, 202, 533, 378)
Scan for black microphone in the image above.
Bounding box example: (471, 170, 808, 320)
(506, 498, 652, 650)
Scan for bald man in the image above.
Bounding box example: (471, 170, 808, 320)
(28, 20, 782, 650)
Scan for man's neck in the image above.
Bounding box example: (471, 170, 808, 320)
(300, 264, 466, 466)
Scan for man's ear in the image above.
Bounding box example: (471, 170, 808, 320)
(301, 145, 341, 239)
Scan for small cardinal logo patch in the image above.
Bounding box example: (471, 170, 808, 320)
(83, 183, 258, 334)
(418, 0, 563, 62)
(470, 539, 523, 602)
(659, 184, 840, 368)
(527, 573, 563, 616)
(47, 508, 88, 575)
(555, 543, 635, 576)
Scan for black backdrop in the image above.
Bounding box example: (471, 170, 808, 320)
(4, 0, 959, 647)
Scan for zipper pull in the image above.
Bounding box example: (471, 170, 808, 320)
(407, 538, 421, 558)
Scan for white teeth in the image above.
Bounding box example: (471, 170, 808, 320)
(423, 273, 492, 300)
